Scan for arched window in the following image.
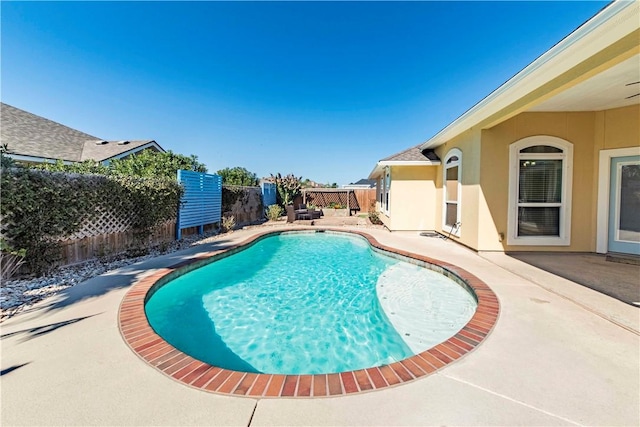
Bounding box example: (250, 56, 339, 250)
(508, 136, 573, 246)
(443, 149, 462, 235)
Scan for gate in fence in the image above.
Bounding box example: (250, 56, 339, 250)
(176, 170, 222, 239)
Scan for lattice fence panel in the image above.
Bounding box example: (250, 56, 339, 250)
(304, 190, 360, 210)
(61, 207, 136, 241)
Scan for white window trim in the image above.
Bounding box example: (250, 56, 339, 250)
(507, 136, 573, 246)
(442, 148, 462, 237)
(596, 146, 640, 253)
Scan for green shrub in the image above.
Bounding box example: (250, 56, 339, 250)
(327, 202, 345, 209)
(0, 169, 182, 275)
(270, 173, 302, 207)
(266, 204, 284, 221)
(0, 240, 26, 280)
(34, 150, 206, 178)
(216, 167, 259, 186)
(368, 200, 383, 225)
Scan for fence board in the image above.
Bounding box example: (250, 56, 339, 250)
(58, 220, 176, 266)
(353, 189, 377, 213)
(176, 170, 222, 239)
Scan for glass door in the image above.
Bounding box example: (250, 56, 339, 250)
(608, 156, 640, 255)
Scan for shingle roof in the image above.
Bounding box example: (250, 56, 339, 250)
(1, 103, 101, 162)
(0, 103, 161, 162)
(80, 139, 157, 162)
(380, 144, 440, 162)
(351, 178, 376, 187)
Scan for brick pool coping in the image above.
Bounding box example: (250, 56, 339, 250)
(118, 228, 500, 398)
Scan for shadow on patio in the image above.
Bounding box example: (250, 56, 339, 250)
(507, 252, 640, 307)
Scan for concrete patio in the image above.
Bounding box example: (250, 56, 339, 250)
(1, 225, 638, 426)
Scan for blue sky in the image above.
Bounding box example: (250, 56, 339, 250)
(2, 1, 608, 185)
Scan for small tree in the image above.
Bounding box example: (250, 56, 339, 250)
(216, 166, 259, 186)
(33, 150, 207, 179)
(270, 173, 302, 207)
(1, 144, 16, 169)
(109, 150, 206, 178)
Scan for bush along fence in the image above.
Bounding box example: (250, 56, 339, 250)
(0, 168, 182, 277)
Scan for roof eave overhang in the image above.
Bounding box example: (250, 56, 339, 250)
(368, 160, 441, 179)
(5, 153, 76, 165)
(420, 0, 640, 150)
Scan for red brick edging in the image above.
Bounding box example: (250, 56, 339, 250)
(118, 228, 499, 398)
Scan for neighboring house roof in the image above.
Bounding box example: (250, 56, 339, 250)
(343, 179, 377, 188)
(380, 145, 440, 163)
(420, 0, 640, 150)
(350, 179, 377, 187)
(0, 103, 164, 163)
(80, 139, 161, 162)
(369, 145, 441, 178)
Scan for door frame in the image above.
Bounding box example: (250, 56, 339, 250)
(596, 146, 640, 253)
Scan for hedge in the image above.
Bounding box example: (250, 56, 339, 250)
(0, 168, 183, 275)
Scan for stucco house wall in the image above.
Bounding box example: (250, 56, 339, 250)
(387, 166, 438, 231)
(432, 128, 482, 249)
(456, 104, 639, 252)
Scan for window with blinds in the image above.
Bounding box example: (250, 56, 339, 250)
(517, 159, 562, 236)
(507, 136, 572, 246)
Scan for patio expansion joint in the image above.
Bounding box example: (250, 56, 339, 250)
(441, 373, 584, 426)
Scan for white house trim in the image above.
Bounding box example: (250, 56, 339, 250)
(100, 141, 165, 164)
(507, 136, 573, 246)
(596, 146, 640, 253)
(4, 153, 75, 165)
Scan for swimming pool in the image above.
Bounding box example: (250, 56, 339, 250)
(144, 232, 477, 375)
(119, 229, 499, 397)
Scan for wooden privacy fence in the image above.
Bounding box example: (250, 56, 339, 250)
(352, 188, 377, 212)
(59, 220, 176, 266)
(176, 170, 222, 239)
(53, 203, 177, 266)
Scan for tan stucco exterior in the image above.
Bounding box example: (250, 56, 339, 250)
(428, 129, 481, 248)
(378, 104, 639, 253)
(477, 105, 639, 252)
(375, 166, 438, 231)
(372, 3, 639, 253)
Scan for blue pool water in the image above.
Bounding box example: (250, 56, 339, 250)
(145, 232, 476, 375)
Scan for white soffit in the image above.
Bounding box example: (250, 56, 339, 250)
(529, 54, 640, 112)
